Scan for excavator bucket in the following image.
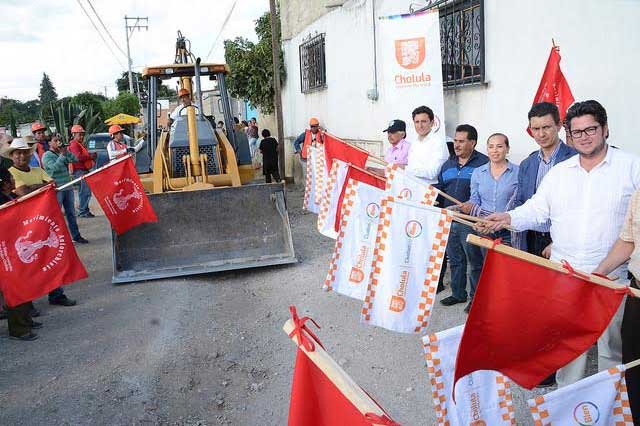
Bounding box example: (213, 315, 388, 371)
(110, 183, 296, 284)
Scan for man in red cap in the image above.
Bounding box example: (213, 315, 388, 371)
(293, 117, 323, 183)
(68, 124, 96, 218)
(107, 125, 144, 161)
(30, 122, 49, 167)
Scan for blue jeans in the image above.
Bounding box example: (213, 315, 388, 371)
(57, 188, 81, 240)
(446, 222, 485, 301)
(73, 170, 92, 215)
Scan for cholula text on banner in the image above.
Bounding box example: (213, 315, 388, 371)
(423, 324, 516, 426)
(361, 197, 452, 333)
(324, 178, 385, 300)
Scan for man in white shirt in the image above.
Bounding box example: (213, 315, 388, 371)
(484, 100, 640, 387)
(405, 105, 450, 184)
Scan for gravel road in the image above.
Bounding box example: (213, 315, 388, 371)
(0, 184, 594, 425)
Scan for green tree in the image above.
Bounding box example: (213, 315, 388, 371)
(102, 92, 141, 118)
(115, 71, 176, 99)
(39, 72, 58, 108)
(223, 11, 285, 114)
(73, 91, 106, 117)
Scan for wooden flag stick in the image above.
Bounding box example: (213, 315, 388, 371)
(467, 234, 640, 297)
(449, 211, 517, 232)
(626, 358, 640, 370)
(283, 319, 388, 423)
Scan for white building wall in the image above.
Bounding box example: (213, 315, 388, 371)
(281, 0, 640, 178)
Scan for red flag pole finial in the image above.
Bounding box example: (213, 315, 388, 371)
(288, 306, 324, 352)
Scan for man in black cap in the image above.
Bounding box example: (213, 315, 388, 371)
(383, 119, 410, 166)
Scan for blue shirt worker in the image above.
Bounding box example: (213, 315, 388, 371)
(436, 124, 488, 310)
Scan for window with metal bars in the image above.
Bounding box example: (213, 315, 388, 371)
(439, 0, 484, 88)
(299, 33, 327, 93)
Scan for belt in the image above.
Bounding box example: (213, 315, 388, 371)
(530, 230, 551, 238)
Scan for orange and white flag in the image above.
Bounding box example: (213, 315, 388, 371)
(317, 159, 349, 239)
(304, 145, 322, 214)
(324, 179, 384, 300)
(385, 164, 437, 206)
(422, 325, 515, 426)
(528, 365, 633, 426)
(361, 197, 451, 333)
(314, 143, 328, 206)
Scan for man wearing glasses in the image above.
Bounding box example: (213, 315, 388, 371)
(484, 100, 640, 388)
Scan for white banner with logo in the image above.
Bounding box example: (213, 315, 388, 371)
(422, 325, 516, 426)
(324, 179, 384, 300)
(317, 159, 349, 239)
(378, 9, 445, 144)
(361, 197, 451, 333)
(528, 365, 633, 425)
(303, 145, 321, 214)
(385, 164, 438, 206)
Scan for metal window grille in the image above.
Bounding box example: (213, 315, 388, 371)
(299, 33, 327, 93)
(439, 0, 484, 88)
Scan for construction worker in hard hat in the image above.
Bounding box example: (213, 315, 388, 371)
(107, 124, 145, 162)
(30, 122, 49, 167)
(293, 117, 324, 183)
(68, 124, 97, 218)
(168, 88, 199, 127)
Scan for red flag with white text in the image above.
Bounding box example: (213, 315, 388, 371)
(0, 186, 87, 307)
(454, 249, 625, 391)
(85, 157, 158, 234)
(527, 45, 575, 136)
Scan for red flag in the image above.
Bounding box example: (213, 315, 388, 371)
(301, 130, 312, 160)
(0, 186, 87, 307)
(334, 165, 386, 232)
(454, 249, 625, 391)
(527, 46, 575, 136)
(287, 306, 399, 426)
(323, 133, 369, 173)
(85, 157, 158, 235)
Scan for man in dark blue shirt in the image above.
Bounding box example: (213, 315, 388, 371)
(437, 124, 488, 309)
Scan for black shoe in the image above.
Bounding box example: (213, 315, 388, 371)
(30, 307, 40, 318)
(49, 296, 77, 307)
(78, 212, 95, 218)
(73, 236, 89, 244)
(31, 321, 43, 329)
(440, 295, 467, 306)
(10, 333, 38, 341)
(463, 302, 472, 314)
(536, 373, 556, 388)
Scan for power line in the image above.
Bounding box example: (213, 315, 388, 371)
(84, 0, 127, 57)
(205, 0, 238, 61)
(74, 0, 125, 69)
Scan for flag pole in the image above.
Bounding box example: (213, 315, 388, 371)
(449, 211, 517, 232)
(56, 154, 133, 191)
(626, 358, 640, 370)
(282, 319, 390, 422)
(0, 182, 55, 212)
(467, 234, 640, 297)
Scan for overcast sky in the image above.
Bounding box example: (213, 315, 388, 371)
(0, 0, 269, 101)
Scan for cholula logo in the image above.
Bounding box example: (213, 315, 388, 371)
(366, 202, 380, 219)
(399, 188, 413, 200)
(405, 220, 422, 238)
(573, 401, 600, 426)
(395, 38, 425, 69)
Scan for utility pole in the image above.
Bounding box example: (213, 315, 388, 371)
(124, 15, 148, 95)
(269, 0, 285, 182)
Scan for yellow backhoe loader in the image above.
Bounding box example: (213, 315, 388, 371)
(110, 32, 296, 284)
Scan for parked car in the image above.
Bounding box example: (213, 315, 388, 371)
(85, 133, 151, 173)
